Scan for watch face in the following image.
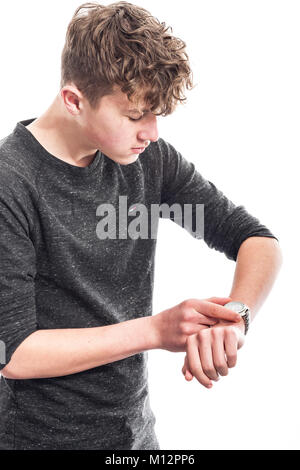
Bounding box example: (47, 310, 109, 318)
(224, 301, 245, 314)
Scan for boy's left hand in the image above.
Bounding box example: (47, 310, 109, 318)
(181, 319, 245, 388)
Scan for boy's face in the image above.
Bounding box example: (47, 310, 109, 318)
(75, 85, 160, 166)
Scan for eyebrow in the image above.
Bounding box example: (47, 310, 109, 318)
(127, 108, 149, 114)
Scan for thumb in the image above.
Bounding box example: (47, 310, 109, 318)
(191, 299, 241, 322)
(205, 296, 232, 305)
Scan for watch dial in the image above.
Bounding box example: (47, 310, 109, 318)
(224, 301, 244, 313)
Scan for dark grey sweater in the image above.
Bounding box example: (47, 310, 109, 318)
(0, 118, 278, 449)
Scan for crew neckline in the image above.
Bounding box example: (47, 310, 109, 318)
(15, 118, 102, 177)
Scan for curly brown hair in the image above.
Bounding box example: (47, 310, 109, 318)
(60, 1, 194, 115)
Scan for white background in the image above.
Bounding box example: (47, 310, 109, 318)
(0, 0, 299, 450)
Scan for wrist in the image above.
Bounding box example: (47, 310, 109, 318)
(147, 314, 162, 350)
(224, 300, 250, 335)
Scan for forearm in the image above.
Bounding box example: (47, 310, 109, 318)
(182, 237, 283, 383)
(229, 236, 283, 320)
(1, 315, 159, 380)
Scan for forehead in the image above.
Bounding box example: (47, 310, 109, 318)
(108, 85, 150, 113)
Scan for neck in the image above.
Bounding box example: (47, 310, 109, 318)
(29, 95, 98, 167)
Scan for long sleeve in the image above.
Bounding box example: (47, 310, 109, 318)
(0, 168, 38, 371)
(157, 138, 278, 261)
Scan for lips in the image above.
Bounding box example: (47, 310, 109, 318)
(131, 147, 146, 154)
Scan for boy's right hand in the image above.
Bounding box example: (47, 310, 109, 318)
(152, 297, 241, 353)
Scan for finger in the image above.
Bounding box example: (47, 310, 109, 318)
(182, 356, 186, 375)
(195, 313, 218, 326)
(183, 322, 210, 336)
(195, 310, 217, 325)
(186, 335, 212, 388)
(198, 330, 219, 381)
(206, 297, 233, 305)
(224, 328, 238, 368)
(182, 356, 194, 381)
(184, 355, 194, 381)
(182, 355, 188, 375)
(211, 328, 229, 376)
(191, 299, 241, 323)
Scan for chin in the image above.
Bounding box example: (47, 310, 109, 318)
(119, 155, 139, 165)
(106, 154, 138, 165)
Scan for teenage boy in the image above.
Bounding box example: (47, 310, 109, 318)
(0, 1, 282, 450)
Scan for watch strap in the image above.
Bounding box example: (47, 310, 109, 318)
(242, 308, 250, 335)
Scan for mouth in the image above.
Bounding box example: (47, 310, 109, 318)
(131, 147, 146, 153)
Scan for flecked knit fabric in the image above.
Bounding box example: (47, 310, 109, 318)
(0, 118, 278, 449)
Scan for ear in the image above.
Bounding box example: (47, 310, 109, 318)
(60, 84, 83, 116)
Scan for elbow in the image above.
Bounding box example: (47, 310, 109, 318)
(1, 359, 31, 380)
(238, 236, 283, 275)
(0, 331, 39, 380)
(265, 238, 284, 273)
(242, 237, 283, 263)
(277, 244, 283, 269)
(271, 238, 283, 271)
(1, 362, 21, 379)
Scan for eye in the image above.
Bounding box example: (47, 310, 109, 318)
(128, 116, 143, 122)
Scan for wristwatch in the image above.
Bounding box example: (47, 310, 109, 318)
(223, 301, 251, 335)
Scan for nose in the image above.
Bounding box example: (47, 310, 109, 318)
(137, 114, 159, 144)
